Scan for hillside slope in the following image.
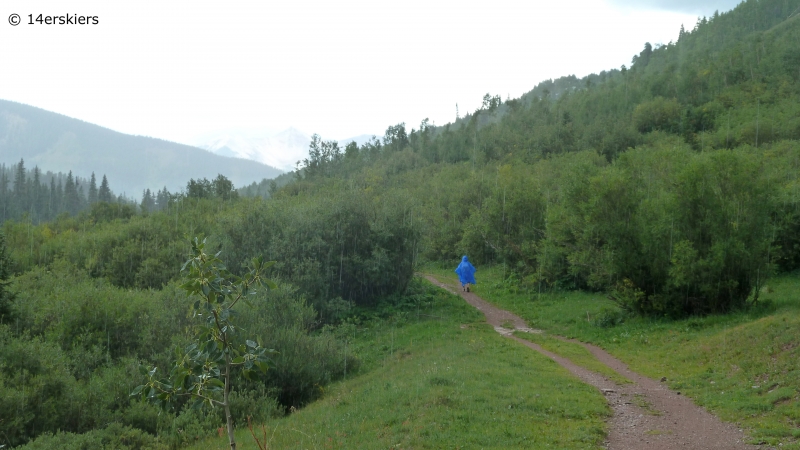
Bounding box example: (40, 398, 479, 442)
(276, 0, 800, 316)
(0, 100, 283, 195)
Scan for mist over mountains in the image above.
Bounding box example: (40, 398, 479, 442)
(198, 128, 311, 172)
(0, 100, 283, 196)
(198, 130, 376, 171)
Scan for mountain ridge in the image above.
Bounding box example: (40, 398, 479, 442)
(0, 99, 283, 196)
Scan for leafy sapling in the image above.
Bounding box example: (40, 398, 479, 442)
(132, 237, 276, 450)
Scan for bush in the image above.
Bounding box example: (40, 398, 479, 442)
(592, 307, 626, 328)
(236, 284, 354, 408)
(608, 145, 773, 315)
(16, 423, 166, 450)
(632, 97, 682, 133)
(534, 143, 775, 316)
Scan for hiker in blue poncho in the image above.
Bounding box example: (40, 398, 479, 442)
(455, 255, 477, 292)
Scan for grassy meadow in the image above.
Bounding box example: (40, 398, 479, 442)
(186, 264, 800, 449)
(186, 281, 610, 450)
(427, 264, 800, 448)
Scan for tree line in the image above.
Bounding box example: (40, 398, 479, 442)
(0, 159, 250, 225)
(0, 159, 121, 224)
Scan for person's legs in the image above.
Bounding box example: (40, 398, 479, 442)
(465, 283, 470, 292)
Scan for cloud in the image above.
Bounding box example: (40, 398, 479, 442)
(607, 0, 742, 16)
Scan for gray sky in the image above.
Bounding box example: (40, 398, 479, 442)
(607, 0, 742, 15)
(1, 1, 741, 145)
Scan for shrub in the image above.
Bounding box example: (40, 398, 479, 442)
(632, 97, 682, 133)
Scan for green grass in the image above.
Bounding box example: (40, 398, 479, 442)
(511, 332, 631, 386)
(427, 264, 800, 448)
(186, 280, 610, 449)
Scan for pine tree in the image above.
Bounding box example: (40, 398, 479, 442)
(64, 171, 80, 215)
(55, 179, 64, 214)
(155, 187, 170, 212)
(212, 174, 236, 201)
(12, 159, 25, 195)
(141, 189, 155, 213)
(0, 170, 7, 222)
(13, 159, 26, 215)
(98, 175, 112, 203)
(48, 178, 57, 219)
(0, 230, 13, 322)
(31, 167, 41, 221)
(88, 173, 98, 204)
(76, 181, 86, 213)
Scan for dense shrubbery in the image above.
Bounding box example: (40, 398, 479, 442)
(3, 181, 420, 315)
(0, 258, 351, 448)
(220, 185, 419, 317)
(416, 141, 790, 316)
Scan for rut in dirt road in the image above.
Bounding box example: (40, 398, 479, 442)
(424, 275, 762, 450)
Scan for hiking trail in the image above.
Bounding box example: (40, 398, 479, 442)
(425, 275, 764, 450)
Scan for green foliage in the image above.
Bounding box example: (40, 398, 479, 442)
(186, 279, 609, 450)
(415, 142, 778, 316)
(237, 172, 294, 199)
(632, 96, 681, 133)
(185, 175, 238, 201)
(89, 201, 137, 223)
(134, 237, 276, 448)
(1, 197, 218, 288)
(601, 144, 775, 315)
(3, 2, 800, 445)
(0, 230, 13, 321)
(301, 134, 343, 179)
(233, 283, 353, 408)
(0, 326, 75, 446)
(220, 186, 420, 316)
(17, 423, 168, 450)
(766, 141, 800, 272)
(0, 263, 189, 447)
(592, 307, 626, 328)
(0, 255, 348, 447)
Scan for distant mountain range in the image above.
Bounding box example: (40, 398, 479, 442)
(198, 130, 376, 171)
(0, 100, 283, 197)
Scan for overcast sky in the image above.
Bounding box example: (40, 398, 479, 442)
(1, 0, 741, 145)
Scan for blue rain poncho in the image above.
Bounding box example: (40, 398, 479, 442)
(455, 256, 477, 286)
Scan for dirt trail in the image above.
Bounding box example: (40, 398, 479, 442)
(425, 275, 761, 450)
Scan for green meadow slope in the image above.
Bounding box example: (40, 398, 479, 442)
(433, 266, 800, 448)
(185, 283, 610, 450)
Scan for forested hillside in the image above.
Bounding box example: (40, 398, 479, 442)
(275, 0, 800, 315)
(1, 0, 799, 448)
